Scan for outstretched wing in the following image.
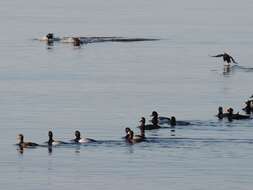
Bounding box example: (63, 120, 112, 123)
(230, 56, 238, 64)
(210, 54, 224, 58)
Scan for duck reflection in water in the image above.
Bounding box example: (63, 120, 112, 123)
(17, 146, 24, 155)
(48, 146, 53, 155)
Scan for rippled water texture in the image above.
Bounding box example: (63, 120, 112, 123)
(1, 0, 253, 189)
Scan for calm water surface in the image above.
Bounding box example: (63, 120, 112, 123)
(1, 0, 253, 189)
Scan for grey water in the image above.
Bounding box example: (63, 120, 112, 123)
(1, 0, 253, 189)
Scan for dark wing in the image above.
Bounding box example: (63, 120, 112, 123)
(229, 55, 238, 64)
(210, 54, 224, 58)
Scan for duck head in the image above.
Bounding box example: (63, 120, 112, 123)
(46, 33, 54, 40)
(17, 134, 24, 144)
(228, 108, 234, 115)
(139, 117, 146, 125)
(125, 127, 131, 134)
(170, 116, 176, 126)
(75, 130, 81, 141)
(151, 111, 158, 117)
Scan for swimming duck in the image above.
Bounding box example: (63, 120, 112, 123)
(158, 116, 170, 125)
(227, 108, 250, 121)
(216, 106, 229, 119)
(227, 108, 234, 122)
(39, 33, 53, 41)
(135, 117, 146, 138)
(144, 111, 160, 130)
(17, 134, 38, 148)
(170, 116, 176, 127)
(242, 96, 253, 113)
(127, 130, 144, 144)
(125, 118, 146, 143)
(72, 130, 96, 143)
(124, 127, 131, 140)
(39, 33, 61, 42)
(210, 52, 238, 65)
(47, 131, 66, 146)
(158, 116, 191, 126)
(46, 33, 54, 42)
(242, 100, 252, 114)
(73, 37, 82, 46)
(217, 106, 223, 119)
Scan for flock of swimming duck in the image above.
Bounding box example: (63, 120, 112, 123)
(17, 130, 95, 148)
(16, 110, 187, 149)
(17, 96, 253, 149)
(17, 34, 253, 150)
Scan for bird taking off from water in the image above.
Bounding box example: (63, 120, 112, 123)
(210, 53, 238, 64)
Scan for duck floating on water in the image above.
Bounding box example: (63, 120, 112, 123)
(227, 108, 250, 121)
(158, 116, 191, 126)
(136, 117, 146, 138)
(39, 33, 61, 42)
(125, 117, 146, 143)
(242, 95, 253, 114)
(73, 37, 82, 47)
(71, 130, 96, 143)
(127, 130, 145, 144)
(170, 116, 176, 127)
(217, 107, 250, 121)
(143, 111, 160, 130)
(47, 131, 66, 146)
(216, 106, 229, 119)
(17, 134, 38, 148)
(124, 127, 131, 140)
